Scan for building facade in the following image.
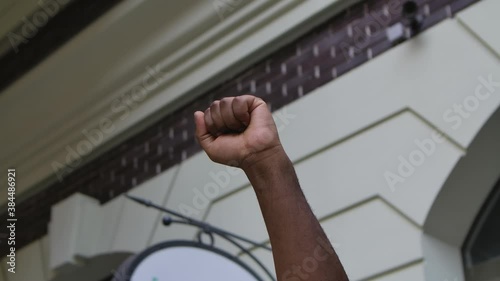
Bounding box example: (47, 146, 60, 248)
(0, 0, 499, 280)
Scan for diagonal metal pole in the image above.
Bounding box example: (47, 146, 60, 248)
(125, 194, 272, 251)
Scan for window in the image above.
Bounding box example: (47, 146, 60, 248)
(463, 178, 500, 281)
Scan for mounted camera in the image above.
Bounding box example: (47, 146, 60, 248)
(386, 1, 425, 44)
(402, 1, 423, 35)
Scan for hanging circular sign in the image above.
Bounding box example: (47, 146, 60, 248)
(125, 240, 263, 281)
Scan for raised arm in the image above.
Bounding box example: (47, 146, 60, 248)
(194, 95, 348, 281)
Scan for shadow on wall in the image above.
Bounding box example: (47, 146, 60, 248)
(49, 252, 132, 281)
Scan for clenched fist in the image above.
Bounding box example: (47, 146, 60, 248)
(194, 95, 283, 170)
(194, 96, 348, 281)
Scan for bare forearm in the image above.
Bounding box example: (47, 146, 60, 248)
(194, 96, 347, 280)
(243, 146, 348, 281)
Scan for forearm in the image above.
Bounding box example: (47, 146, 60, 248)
(243, 146, 348, 281)
(193, 96, 347, 280)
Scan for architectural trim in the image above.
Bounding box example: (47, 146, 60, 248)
(0, 0, 484, 262)
(0, 0, 355, 201)
(423, 106, 500, 280)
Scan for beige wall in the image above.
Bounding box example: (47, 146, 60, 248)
(0, 0, 353, 204)
(3, 0, 500, 280)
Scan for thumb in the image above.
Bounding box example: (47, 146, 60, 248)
(194, 111, 215, 150)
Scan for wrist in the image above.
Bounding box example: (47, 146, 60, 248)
(241, 144, 287, 172)
(242, 145, 294, 189)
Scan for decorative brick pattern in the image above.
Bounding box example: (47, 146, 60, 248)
(0, 0, 480, 256)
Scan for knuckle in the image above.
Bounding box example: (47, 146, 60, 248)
(239, 95, 251, 103)
(210, 100, 220, 109)
(220, 97, 232, 104)
(233, 96, 243, 104)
